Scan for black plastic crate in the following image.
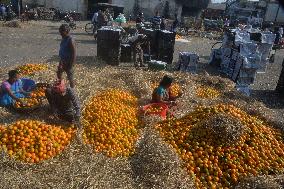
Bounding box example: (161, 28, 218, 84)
(120, 44, 132, 62)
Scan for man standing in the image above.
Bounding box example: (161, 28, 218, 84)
(97, 10, 108, 28)
(0, 4, 6, 19)
(45, 80, 81, 123)
(57, 24, 76, 88)
(91, 11, 99, 35)
(129, 34, 150, 68)
(91, 11, 98, 25)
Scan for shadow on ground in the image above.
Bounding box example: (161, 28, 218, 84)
(251, 90, 284, 109)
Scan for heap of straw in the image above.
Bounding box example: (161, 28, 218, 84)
(0, 59, 283, 188)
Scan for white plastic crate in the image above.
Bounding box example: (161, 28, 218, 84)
(236, 85, 251, 96)
(242, 54, 261, 69)
(261, 32, 276, 44)
(257, 60, 268, 73)
(237, 77, 255, 85)
(258, 43, 273, 60)
(235, 31, 251, 44)
(177, 52, 199, 72)
(239, 68, 257, 78)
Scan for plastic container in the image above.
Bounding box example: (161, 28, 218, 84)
(142, 103, 169, 119)
(148, 60, 167, 71)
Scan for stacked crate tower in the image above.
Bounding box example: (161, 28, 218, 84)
(97, 27, 122, 66)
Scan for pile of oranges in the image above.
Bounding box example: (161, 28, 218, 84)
(0, 125, 5, 133)
(146, 105, 164, 114)
(30, 86, 46, 99)
(175, 34, 183, 40)
(169, 83, 181, 98)
(155, 104, 284, 188)
(196, 86, 220, 99)
(16, 64, 48, 76)
(14, 98, 41, 108)
(151, 82, 181, 98)
(0, 120, 75, 163)
(82, 89, 140, 157)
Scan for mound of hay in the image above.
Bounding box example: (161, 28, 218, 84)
(3, 20, 22, 28)
(236, 175, 284, 189)
(130, 128, 195, 189)
(199, 113, 245, 146)
(1, 58, 283, 188)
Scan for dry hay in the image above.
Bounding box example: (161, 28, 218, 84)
(0, 61, 198, 188)
(130, 127, 195, 189)
(235, 175, 284, 189)
(197, 74, 234, 91)
(197, 112, 245, 146)
(2, 20, 22, 28)
(0, 59, 283, 188)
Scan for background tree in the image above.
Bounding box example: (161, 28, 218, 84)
(175, 0, 210, 9)
(133, 0, 141, 19)
(163, 1, 170, 19)
(0, 0, 10, 4)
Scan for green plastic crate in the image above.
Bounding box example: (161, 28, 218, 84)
(148, 60, 167, 71)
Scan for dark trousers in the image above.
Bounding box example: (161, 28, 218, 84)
(45, 88, 75, 123)
(133, 44, 143, 67)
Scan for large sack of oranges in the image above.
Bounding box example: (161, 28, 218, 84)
(196, 86, 220, 99)
(150, 82, 181, 99)
(16, 63, 48, 76)
(155, 104, 284, 188)
(0, 120, 75, 163)
(82, 89, 140, 158)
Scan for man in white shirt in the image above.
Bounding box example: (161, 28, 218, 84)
(1, 4, 6, 18)
(92, 11, 98, 24)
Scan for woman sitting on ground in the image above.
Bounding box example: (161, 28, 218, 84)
(151, 75, 182, 105)
(0, 70, 29, 106)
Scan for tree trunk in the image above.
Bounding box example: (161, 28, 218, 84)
(276, 58, 284, 96)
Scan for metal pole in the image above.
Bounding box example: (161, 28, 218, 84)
(275, 3, 280, 23)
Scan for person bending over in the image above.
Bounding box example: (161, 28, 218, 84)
(45, 80, 81, 123)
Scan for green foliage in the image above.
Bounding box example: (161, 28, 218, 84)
(0, 0, 10, 4)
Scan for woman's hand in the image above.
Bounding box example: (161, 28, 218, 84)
(170, 101, 177, 106)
